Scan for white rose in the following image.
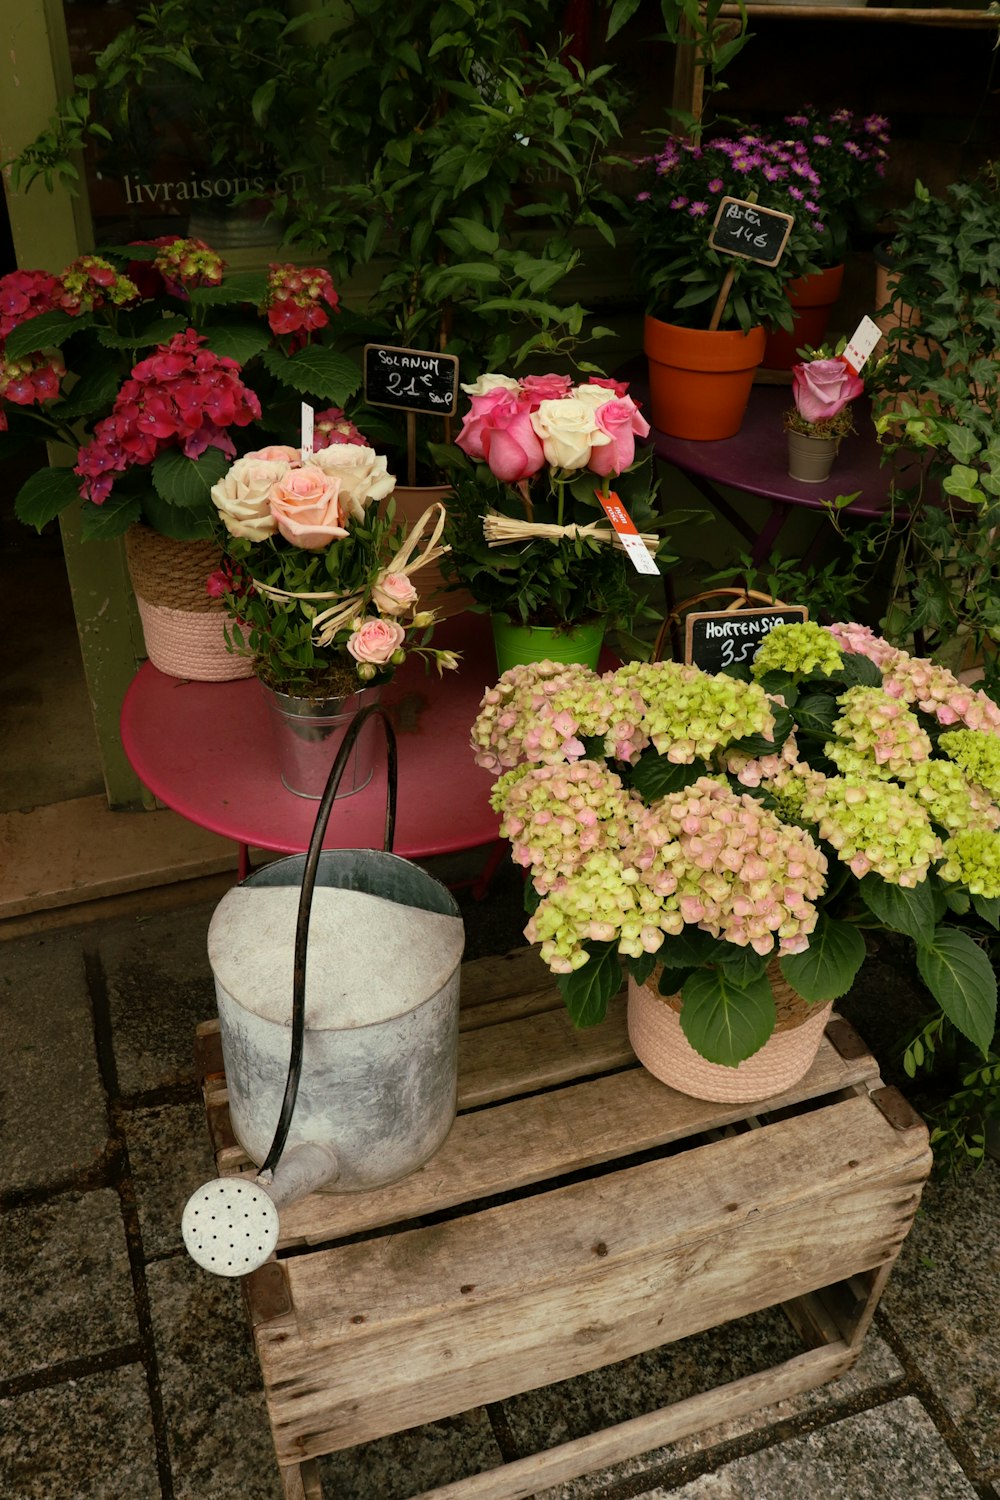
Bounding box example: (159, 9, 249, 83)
(210, 457, 286, 539)
(571, 384, 616, 411)
(459, 373, 521, 396)
(529, 396, 612, 470)
(310, 443, 396, 520)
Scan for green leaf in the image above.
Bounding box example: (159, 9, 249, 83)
(13, 465, 81, 530)
(78, 490, 143, 539)
(199, 322, 271, 365)
(188, 272, 269, 307)
(626, 951, 657, 988)
(259, 345, 361, 403)
(446, 217, 500, 254)
(656, 926, 729, 968)
(138, 489, 215, 540)
(251, 77, 277, 126)
(726, 703, 794, 758)
(151, 446, 230, 510)
(794, 692, 840, 738)
(606, 0, 642, 39)
(679, 967, 777, 1067)
(49, 360, 124, 419)
(915, 926, 997, 1055)
(972, 894, 1000, 930)
(96, 314, 186, 349)
(628, 750, 706, 801)
(779, 914, 867, 1002)
(859, 873, 936, 946)
(715, 947, 768, 985)
(4, 310, 93, 359)
(555, 941, 622, 1028)
(837, 652, 883, 689)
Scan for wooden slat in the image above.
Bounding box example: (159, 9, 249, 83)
(275, 1032, 884, 1247)
(256, 1098, 930, 1461)
(400, 1341, 854, 1500)
(457, 946, 553, 1010)
(456, 994, 632, 1105)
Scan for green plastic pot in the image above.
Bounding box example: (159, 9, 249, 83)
(491, 617, 605, 674)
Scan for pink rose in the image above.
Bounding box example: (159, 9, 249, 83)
(588, 395, 651, 477)
(518, 373, 574, 404)
(269, 465, 347, 549)
(587, 376, 630, 398)
(346, 616, 406, 665)
(245, 444, 302, 464)
(791, 358, 864, 425)
(372, 570, 419, 616)
(457, 389, 546, 482)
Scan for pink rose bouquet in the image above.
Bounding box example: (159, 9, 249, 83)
(209, 435, 458, 696)
(441, 371, 672, 635)
(473, 620, 999, 1072)
(10, 240, 362, 544)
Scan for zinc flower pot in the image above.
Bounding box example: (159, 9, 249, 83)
(491, 616, 605, 675)
(124, 524, 253, 682)
(627, 964, 833, 1104)
(260, 682, 383, 799)
(786, 429, 840, 483)
(761, 263, 845, 371)
(643, 316, 767, 440)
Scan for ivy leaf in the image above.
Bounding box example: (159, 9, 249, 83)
(859, 873, 936, 946)
(915, 926, 997, 1056)
(679, 966, 777, 1067)
(260, 345, 361, 403)
(152, 446, 230, 510)
(555, 941, 622, 1028)
(779, 914, 867, 1002)
(13, 465, 82, 530)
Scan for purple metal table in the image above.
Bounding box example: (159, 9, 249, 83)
(644, 383, 924, 569)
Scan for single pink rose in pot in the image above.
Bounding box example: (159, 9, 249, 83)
(346, 616, 407, 665)
(791, 358, 864, 425)
(269, 465, 347, 548)
(372, 570, 419, 616)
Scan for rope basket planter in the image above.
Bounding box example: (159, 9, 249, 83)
(124, 525, 253, 682)
(627, 961, 833, 1104)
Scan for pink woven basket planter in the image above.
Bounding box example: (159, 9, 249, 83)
(627, 964, 833, 1105)
(125, 525, 252, 682)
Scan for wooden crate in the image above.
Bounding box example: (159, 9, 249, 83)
(195, 946, 932, 1500)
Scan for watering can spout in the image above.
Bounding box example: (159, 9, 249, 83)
(181, 1142, 340, 1276)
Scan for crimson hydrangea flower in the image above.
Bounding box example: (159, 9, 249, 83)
(264, 264, 340, 349)
(0, 350, 66, 429)
(75, 328, 261, 503)
(0, 269, 61, 340)
(58, 256, 139, 314)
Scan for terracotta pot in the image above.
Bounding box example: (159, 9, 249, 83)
(643, 316, 766, 440)
(761, 263, 845, 371)
(786, 428, 840, 483)
(627, 963, 833, 1104)
(387, 483, 473, 620)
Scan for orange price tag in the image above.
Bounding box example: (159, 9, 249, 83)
(596, 490, 659, 576)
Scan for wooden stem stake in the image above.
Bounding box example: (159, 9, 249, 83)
(708, 265, 736, 332)
(406, 412, 416, 487)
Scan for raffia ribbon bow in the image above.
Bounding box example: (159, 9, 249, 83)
(482, 510, 658, 555)
(250, 501, 451, 649)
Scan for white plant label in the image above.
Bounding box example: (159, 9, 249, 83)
(597, 491, 660, 576)
(300, 402, 315, 461)
(842, 316, 882, 375)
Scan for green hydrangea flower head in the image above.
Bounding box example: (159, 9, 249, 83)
(750, 621, 844, 680)
(938, 829, 1000, 898)
(938, 729, 1000, 800)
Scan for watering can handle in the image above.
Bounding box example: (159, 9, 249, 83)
(259, 703, 398, 1178)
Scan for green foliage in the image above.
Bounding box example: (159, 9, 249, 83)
(902, 1012, 1000, 1174)
(678, 965, 776, 1068)
(555, 941, 623, 1027)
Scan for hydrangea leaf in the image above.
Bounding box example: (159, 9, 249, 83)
(778, 914, 866, 1002)
(628, 751, 706, 801)
(79, 490, 144, 539)
(859, 872, 936, 945)
(139, 489, 215, 540)
(152, 446, 230, 510)
(656, 926, 727, 968)
(556, 940, 622, 1028)
(13, 464, 82, 530)
(916, 926, 997, 1056)
(4, 310, 93, 359)
(972, 894, 1000, 930)
(678, 966, 776, 1067)
(260, 345, 361, 404)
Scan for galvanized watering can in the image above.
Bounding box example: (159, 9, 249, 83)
(181, 705, 465, 1276)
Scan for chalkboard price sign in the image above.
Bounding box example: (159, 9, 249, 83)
(709, 197, 795, 268)
(363, 344, 460, 417)
(684, 606, 809, 674)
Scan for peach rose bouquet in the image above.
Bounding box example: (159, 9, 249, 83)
(209, 426, 458, 697)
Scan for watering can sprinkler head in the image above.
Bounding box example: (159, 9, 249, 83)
(181, 1141, 341, 1276)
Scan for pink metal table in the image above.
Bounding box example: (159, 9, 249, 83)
(120, 613, 503, 885)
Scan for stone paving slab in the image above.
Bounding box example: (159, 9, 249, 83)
(125, 1101, 218, 1261)
(2, 932, 108, 1191)
(631, 1396, 981, 1499)
(99, 904, 218, 1096)
(0, 1189, 136, 1382)
(145, 1254, 282, 1500)
(316, 1409, 505, 1500)
(0, 1365, 160, 1500)
(881, 1157, 1000, 1477)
